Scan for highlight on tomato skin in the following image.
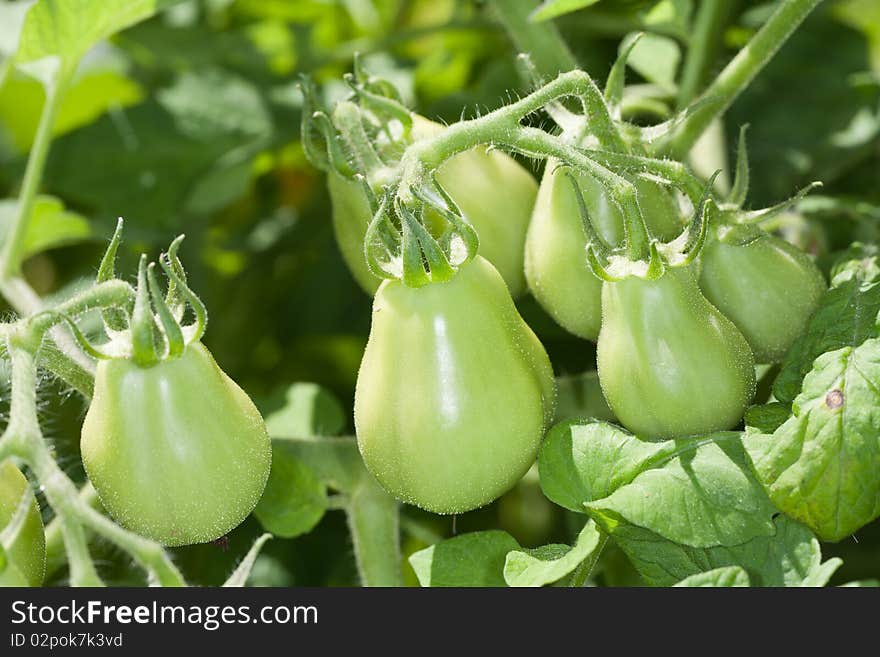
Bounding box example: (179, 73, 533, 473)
(354, 255, 556, 515)
(0, 462, 46, 587)
(80, 342, 272, 547)
(597, 266, 757, 439)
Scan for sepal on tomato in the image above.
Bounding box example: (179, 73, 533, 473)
(604, 32, 644, 119)
(86, 221, 211, 367)
(727, 124, 750, 207)
(96, 217, 129, 332)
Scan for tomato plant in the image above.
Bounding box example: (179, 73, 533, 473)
(0, 0, 878, 591)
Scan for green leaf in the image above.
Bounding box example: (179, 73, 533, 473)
(612, 515, 841, 587)
(0, 1, 32, 86)
(264, 383, 346, 439)
(276, 436, 363, 495)
(745, 339, 880, 542)
(725, 12, 880, 205)
(0, 65, 144, 152)
(626, 32, 680, 93)
(409, 531, 519, 587)
(586, 434, 778, 548)
(0, 195, 91, 259)
(553, 370, 615, 425)
(673, 566, 750, 587)
(538, 419, 676, 513)
(157, 69, 271, 142)
(28, 55, 271, 236)
(254, 443, 327, 539)
(774, 276, 880, 404)
(530, 0, 601, 23)
(504, 521, 603, 587)
(744, 402, 791, 434)
(830, 242, 880, 287)
(15, 0, 186, 84)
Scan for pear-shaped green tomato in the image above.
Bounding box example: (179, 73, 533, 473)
(525, 161, 684, 340)
(0, 462, 45, 587)
(81, 342, 271, 546)
(699, 224, 826, 363)
(597, 267, 756, 438)
(354, 256, 556, 514)
(328, 117, 538, 297)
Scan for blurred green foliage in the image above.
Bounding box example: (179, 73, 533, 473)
(0, 0, 877, 586)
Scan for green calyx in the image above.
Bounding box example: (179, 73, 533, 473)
(63, 220, 208, 368)
(364, 177, 480, 289)
(299, 64, 414, 190)
(564, 166, 718, 282)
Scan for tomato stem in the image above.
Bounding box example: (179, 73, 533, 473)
(663, 0, 824, 158)
(347, 473, 403, 587)
(508, 126, 651, 262)
(402, 69, 624, 178)
(489, 0, 578, 80)
(676, 0, 732, 109)
(0, 74, 68, 278)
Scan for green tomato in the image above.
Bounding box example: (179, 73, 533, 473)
(354, 256, 556, 514)
(699, 224, 826, 363)
(0, 462, 45, 587)
(328, 117, 538, 297)
(597, 266, 756, 438)
(81, 342, 272, 546)
(525, 161, 684, 340)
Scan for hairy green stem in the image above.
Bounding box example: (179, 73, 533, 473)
(512, 126, 649, 259)
(3, 278, 133, 397)
(3, 346, 102, 585)
(1, 277, 97, 388)
(663, 0, 823, 157)
(0, 79, 66, 278)
(38, 344, 94, 398)
(44, 482, 101, 581)
(677, 0, 733, 109)
(402, 70, 622, 181)
(489, 0, 578, 79)
(583, 149, 705, 203)
(346, 473, 402, 586)
(24, 279, 134, 342)
(398, 76, 648, 258)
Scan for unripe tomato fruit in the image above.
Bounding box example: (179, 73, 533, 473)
(0, 462, 45, 587)
(354, 256, 556, 514)
(597, 267, 756, 438)
(698, 224, 826, 363)
(329, 117, 538, 297)
(81, 343, 271, 546)
(525, 161, 684, 340)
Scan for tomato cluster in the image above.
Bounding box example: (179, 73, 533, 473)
(332, 127, 824, 512)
